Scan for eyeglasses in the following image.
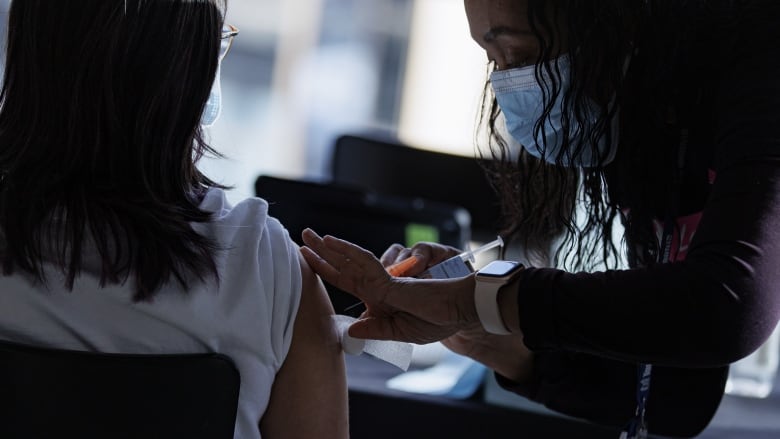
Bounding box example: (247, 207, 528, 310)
(219, 24, 239, 61)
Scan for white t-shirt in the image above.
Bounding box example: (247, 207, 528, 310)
(0, 188, 302, 439)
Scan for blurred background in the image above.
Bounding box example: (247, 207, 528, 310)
(202, 0, 488, 205)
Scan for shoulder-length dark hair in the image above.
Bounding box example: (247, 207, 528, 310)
(0, 0, 228, 301)
(478, 0, 741, 270)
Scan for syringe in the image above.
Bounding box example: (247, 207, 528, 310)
(386, 235, 506, 280)
(457, 235, 505, 264)
(386, 236, 505, 277)
(345, 236, 507, 315)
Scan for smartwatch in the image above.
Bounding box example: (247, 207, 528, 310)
(474, 260, 524, 335)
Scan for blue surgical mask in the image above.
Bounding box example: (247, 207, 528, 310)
(201, 63, 222, 127)
(490, 55, 618, 167)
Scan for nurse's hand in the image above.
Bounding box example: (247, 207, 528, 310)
(301, 228, 477, 344)
(442, 323, 534, 384)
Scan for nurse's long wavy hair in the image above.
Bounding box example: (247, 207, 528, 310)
(478, 0, 753, 270)
(0, 0, 228, 301)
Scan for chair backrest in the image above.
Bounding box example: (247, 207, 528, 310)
(255, 174, 471, 314)
(330, 133, 503, 244)
(0, 340, 240, 439)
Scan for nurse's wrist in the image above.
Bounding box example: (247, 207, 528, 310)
(456, 274, 479, 329)
(497, 277, 523, 333)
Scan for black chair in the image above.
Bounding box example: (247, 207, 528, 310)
(0, 340, 240, 439)
(255, 174, 470, 315)
(330, 133, 503, 245)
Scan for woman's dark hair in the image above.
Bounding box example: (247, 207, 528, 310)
(0, 0, 228, 301)
(478, 0, 743, 270)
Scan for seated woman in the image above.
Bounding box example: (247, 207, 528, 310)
(0, 1, 348, 438)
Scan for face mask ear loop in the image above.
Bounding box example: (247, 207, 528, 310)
(201, 62, 222, 128)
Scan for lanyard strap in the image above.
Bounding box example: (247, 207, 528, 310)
(620, 363, 653, 439)
(621, 124, 689, 439)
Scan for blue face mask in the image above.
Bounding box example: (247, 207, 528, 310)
(489, 55, 618, 167)
(201, 63, 222, 127)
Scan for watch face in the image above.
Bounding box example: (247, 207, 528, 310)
(478, 260, 522, 277)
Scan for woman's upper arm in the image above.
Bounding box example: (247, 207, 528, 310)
(260, 252, 349, 439)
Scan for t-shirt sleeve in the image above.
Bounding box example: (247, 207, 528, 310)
(258, 215, 303, 371)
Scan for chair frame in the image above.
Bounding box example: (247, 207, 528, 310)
(0, 340, 240, 438)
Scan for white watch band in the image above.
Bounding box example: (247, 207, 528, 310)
(474, 280, 511, 335)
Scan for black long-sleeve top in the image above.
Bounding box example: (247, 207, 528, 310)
(499, 3, 780, 437)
